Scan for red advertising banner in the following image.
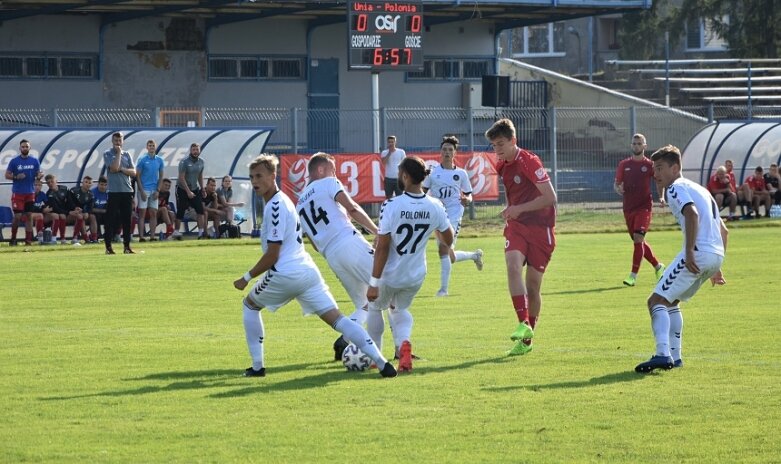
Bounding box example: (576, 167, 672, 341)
(280, 152, 499, 203)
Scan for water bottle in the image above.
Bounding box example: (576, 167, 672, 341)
(159, 231, 165, 241)
(770, 204, 781, 218)
(43, 228, 52, 244)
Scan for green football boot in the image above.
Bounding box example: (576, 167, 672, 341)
(506, 340, 533, 357)
(510, 322, 534, 341)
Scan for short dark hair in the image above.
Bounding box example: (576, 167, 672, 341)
(112, 132, 123, 139)
(650, 145, 682, 166)
(440, 135, 459, 150)
(83, 175, 93, 181)
(755, 166, 764, 173)
(98, 176, 108, 183)
(162, 178, 171, 184)
(20, 139, 29, 145)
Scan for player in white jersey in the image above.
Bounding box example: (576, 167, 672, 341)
(297, 152, 381, 360)
(367, 156, 454, 373)
(635, 145, 728, 373)
(422, 135, 484, 297)
(233, 154, 397, 378)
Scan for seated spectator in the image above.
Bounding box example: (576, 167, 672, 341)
(217, 175, 245, 224)
(89, 176, 109, 243)
(725, 159, 753, 214)
(68, 176, 94, 244)
(707, 165, 737, 221)
(29, 179, 56, 243)
(764, 163, 781, 205)
(745, 167, 772, 218)
(44, 174, 71, 244)
(155, 178, 175, 239)
(202, 177, 223, 238)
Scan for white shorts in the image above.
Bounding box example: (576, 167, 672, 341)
(370, 282, 423, 314)
(323, 232, 374, 310)
(137, 192, 158, 210)
(654, 250, 724, 303)
(436, 215, 461, 247)
(246, 265, 337, 316)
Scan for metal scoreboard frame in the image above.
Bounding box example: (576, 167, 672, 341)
(347, 0, 424, 71)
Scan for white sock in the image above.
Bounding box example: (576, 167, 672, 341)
(388, 308, 413, 349)
(650, 304, 671, 357)
(439, 256, 451, 291)
(346, 307, 368, 325)
(453, 250, 473, 262)
(333, 315, 387, 367)
(242, 303, 265, 370)
(366, 310, 385, 350)
(667, 306, 683, 361)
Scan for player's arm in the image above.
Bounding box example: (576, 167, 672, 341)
(234, 242, 281, 290)
(435, 226, 454, 249)
(711, 219, 729, 286)
(335, 191, 378, 235)
(178, 167, 193, 197)
(366, 233, 391, 301)
(502, 181, 557, 220)
(4, 167, 14, 180)
(124, 156, 136, 178)
(136, 164, 147, 199)
(682, 203, 701, 274)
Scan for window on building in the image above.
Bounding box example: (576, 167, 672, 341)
(0, 53, 97, 79)
(512, 22, 566, 57)
(686, 17, 728, 51)
(208, 55, 305, 80)
(406, 57, 492, 81)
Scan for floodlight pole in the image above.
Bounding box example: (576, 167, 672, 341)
(372, 72, 380, 153)
(664, 32, 670, 107)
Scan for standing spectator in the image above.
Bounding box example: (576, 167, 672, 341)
(67, 176, 94, 244)
(745, 166, 771, 218)
(613, 133, 665, 287)
(135, 139, 165, 242)
(173, 143, 205, 240)
(763, 163, 780, 205)
(422, 135, 484, 297)
(89, 176, 109, 243)
(707, 166, 737, 220)
(297, 152, 382, 360)
(202, 177, 223, 238)
(724, 159, 753, 215)
(380, 135, 406, 198)
(103, 131, 137, 255)
(44, 174, 71, 244)
(4, 139, 41, 246)
(635, 145, 727, 373)
(366, 156, 453, 373)
(217, 175, 245, 224)
(485, 118, 557, 357)
(232, 154, 396, 378)
(29, 179, 55, 243)
(157, 178, 176, 238)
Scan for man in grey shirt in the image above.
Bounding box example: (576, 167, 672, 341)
(173, 143, 206, 239)
(103, 132, 136, 254)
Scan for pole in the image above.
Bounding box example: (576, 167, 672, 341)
(588, 17, 594, 82)
(372, 72, 380, 153)
(665, 31, 670, 107)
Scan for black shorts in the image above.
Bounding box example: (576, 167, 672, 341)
(176, 187, 204, 219)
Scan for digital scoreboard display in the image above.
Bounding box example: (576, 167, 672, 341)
(347, 0, 423, 71)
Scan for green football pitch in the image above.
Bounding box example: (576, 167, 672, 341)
(1, 226, 779, 463)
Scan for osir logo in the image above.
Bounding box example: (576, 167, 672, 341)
(465, 155, 495, 196)
(287, 158, 308, 196)
(375, 15, 401, 33)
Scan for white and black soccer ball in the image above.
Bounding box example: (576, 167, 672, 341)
(341, 343, 371, 372)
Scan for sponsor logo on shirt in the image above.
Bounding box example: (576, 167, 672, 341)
(514, 175, 521, 184)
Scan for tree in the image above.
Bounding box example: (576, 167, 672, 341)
(675, 0, 780, 58)
(617, 0, 674, 60)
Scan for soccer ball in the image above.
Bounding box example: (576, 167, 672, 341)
(341, 343, 371, 372)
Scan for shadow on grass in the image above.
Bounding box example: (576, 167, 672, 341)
(544, 285, 626, 296)
(483, 370, 645, 392)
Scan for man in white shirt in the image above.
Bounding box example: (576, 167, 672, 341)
(635, 145, 728, 373)
(233, 154, 397, 378)
(380, 135, 407, 199)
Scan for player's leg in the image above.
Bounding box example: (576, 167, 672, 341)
(436, 240, 452, 296)
(136, 199, 147, 240)
(667, 305, 683, 367)
(120, 193, 134, 251)
(383, 286, 417, 373)
(148, 203, 159, 240)
(319, 307, 395, 377)
(241, 296, 267, 377)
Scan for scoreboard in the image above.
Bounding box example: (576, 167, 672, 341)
(347, 0, 423, 71)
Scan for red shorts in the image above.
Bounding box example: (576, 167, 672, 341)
(624, 209, 651, 236)
(503, 221, 556, 273)
(11, 193, 35, 213)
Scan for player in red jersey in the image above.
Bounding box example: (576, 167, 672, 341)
(706, 166, 737, 221)
(744, 166, 772, 217)
(614, 134, 665, 287)
(485, 118, 557, 357)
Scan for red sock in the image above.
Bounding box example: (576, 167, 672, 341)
(25, 230, 33, 242)
(73, 219, 83, 240)
(643, 242, 660, 267)
(632, 242, 643, 273)
(512, 294, 529, 324)
(59, 219, 66, 239)
(166, 224, 174, 235)
(11, 223, 18, 240)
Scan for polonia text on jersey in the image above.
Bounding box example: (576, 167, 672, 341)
(400, 210, 430, 220)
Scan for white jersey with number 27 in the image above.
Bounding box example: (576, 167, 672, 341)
(377, 192, 451, 288)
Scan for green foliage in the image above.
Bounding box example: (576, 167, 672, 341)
(1, 227, 780, 462)
(617, 0, 674, 60)
(674, 0, 780, 58)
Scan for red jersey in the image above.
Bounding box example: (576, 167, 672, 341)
(707, 174, 731, 194)
(615, 156, 653, 212)
(497, 148, 555, 227)
(746, 176, 767, 192)
(726, 171, 737, 192)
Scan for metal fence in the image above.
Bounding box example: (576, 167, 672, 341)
(0, 104, 744, 208)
